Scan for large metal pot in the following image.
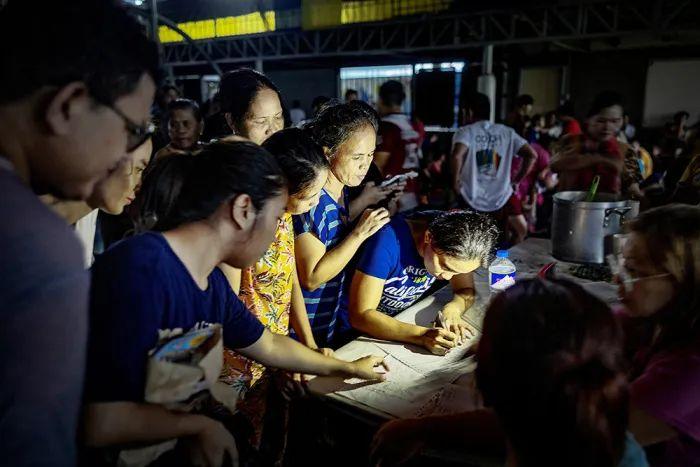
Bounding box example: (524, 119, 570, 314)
(551, 191, 636, 264)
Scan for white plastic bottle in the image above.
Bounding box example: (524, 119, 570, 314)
(489, 250, 517, 293)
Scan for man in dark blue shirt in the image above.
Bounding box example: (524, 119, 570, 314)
(0, 2, 158, 465)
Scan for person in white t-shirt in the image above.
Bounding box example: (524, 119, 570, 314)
(451, 93, 536, 244)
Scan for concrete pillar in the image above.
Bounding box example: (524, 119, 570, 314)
(255, 58, 264, 73)
(477, 44, 496, 122)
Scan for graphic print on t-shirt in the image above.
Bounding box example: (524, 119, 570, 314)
(475, 149, 501, 177)
(379, 264, 436, 315)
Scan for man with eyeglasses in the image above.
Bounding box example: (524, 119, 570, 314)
(0, 1, 158, 465)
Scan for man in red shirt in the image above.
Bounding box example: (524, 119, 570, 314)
(550, 91, 643, 198)
(375, 80, 425, 211)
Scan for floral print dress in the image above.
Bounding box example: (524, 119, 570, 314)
(220, 212, 295, 448)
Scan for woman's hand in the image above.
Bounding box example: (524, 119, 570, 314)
(438, 309, 477, 344)
(353, 208, 391, 240)
(359, 182, 403, 206)
(370, 418, 428, 467)
(315, 347, 334, 357)
(419, 328, 458, 355)
(349, 355, 389, 381)
(184, 416, 238, 467)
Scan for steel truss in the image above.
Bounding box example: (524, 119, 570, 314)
(162, 0, 700, 67)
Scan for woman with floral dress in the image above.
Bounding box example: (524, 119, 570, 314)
(219, 129, 332, 462)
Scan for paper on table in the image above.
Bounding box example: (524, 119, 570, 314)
(336, 354, 452, 418)
(374, 335, 476, 377)
(413, 379, 480, 418)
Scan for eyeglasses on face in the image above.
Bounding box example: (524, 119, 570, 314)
(606, 254, 671, 293)
(93, 97, 155, 152)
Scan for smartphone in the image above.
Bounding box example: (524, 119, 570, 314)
(380, 171, 418, 187)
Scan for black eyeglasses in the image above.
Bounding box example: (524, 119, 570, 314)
(98, 100, 155, 152)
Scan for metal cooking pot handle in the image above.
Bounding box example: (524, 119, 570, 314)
(604, 207, 632, 227)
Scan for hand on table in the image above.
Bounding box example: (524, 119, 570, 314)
(419, 328, 458, 355)
(350, 355, 390, 381)
(315, 347, 334, 357)
(438, 308, 478, 344)
(370, 418, 427, 467)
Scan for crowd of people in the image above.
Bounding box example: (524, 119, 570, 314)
(1, 1, 699, 467)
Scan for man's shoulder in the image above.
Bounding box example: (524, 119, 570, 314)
(0, 172, 84, 270)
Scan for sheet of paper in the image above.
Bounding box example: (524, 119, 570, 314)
(374, 337, 475, 376)
(335, 354, 453, 418)
(413, 379, 480, 417)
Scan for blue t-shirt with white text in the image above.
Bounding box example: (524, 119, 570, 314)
(356, 216, 436, 316)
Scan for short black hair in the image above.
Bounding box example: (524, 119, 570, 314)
(344, 89, 358, 100)
(312, 95, 331, 111)
(262, 128, 329, 197)
(156, 84, 181, 107)
(136, 141, 286, 232)
(304, 100, 379, 154)
(379, 80, 406, 107)
(219, 68, 284, 132)
(427, 210, 498, 267)
(465, 92, 491, 121)
(515, 94, 534, 108)
(674, 110, 690, 123)
(0, 0, 159, 106)
(588, 91, 624, 118)
(168, 99, 203, 122)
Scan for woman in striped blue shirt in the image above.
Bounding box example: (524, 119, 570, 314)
(294, 101, 390, 348)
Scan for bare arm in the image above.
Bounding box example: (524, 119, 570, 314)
(442, 273, 476, 315)
(295, 208, 389, 291)
(450, 143, 468, 195)
(84, 402, 227, 447)
(289, 262, 318, 349)
(349, 271, 428, 345)
(439, 273, 478, 342)
(348, 271, 457, 355)
(237, 328, 386, 380)
(513, 144, 537, 185)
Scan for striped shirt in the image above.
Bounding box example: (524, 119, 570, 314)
(292, 188, 350, 348)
